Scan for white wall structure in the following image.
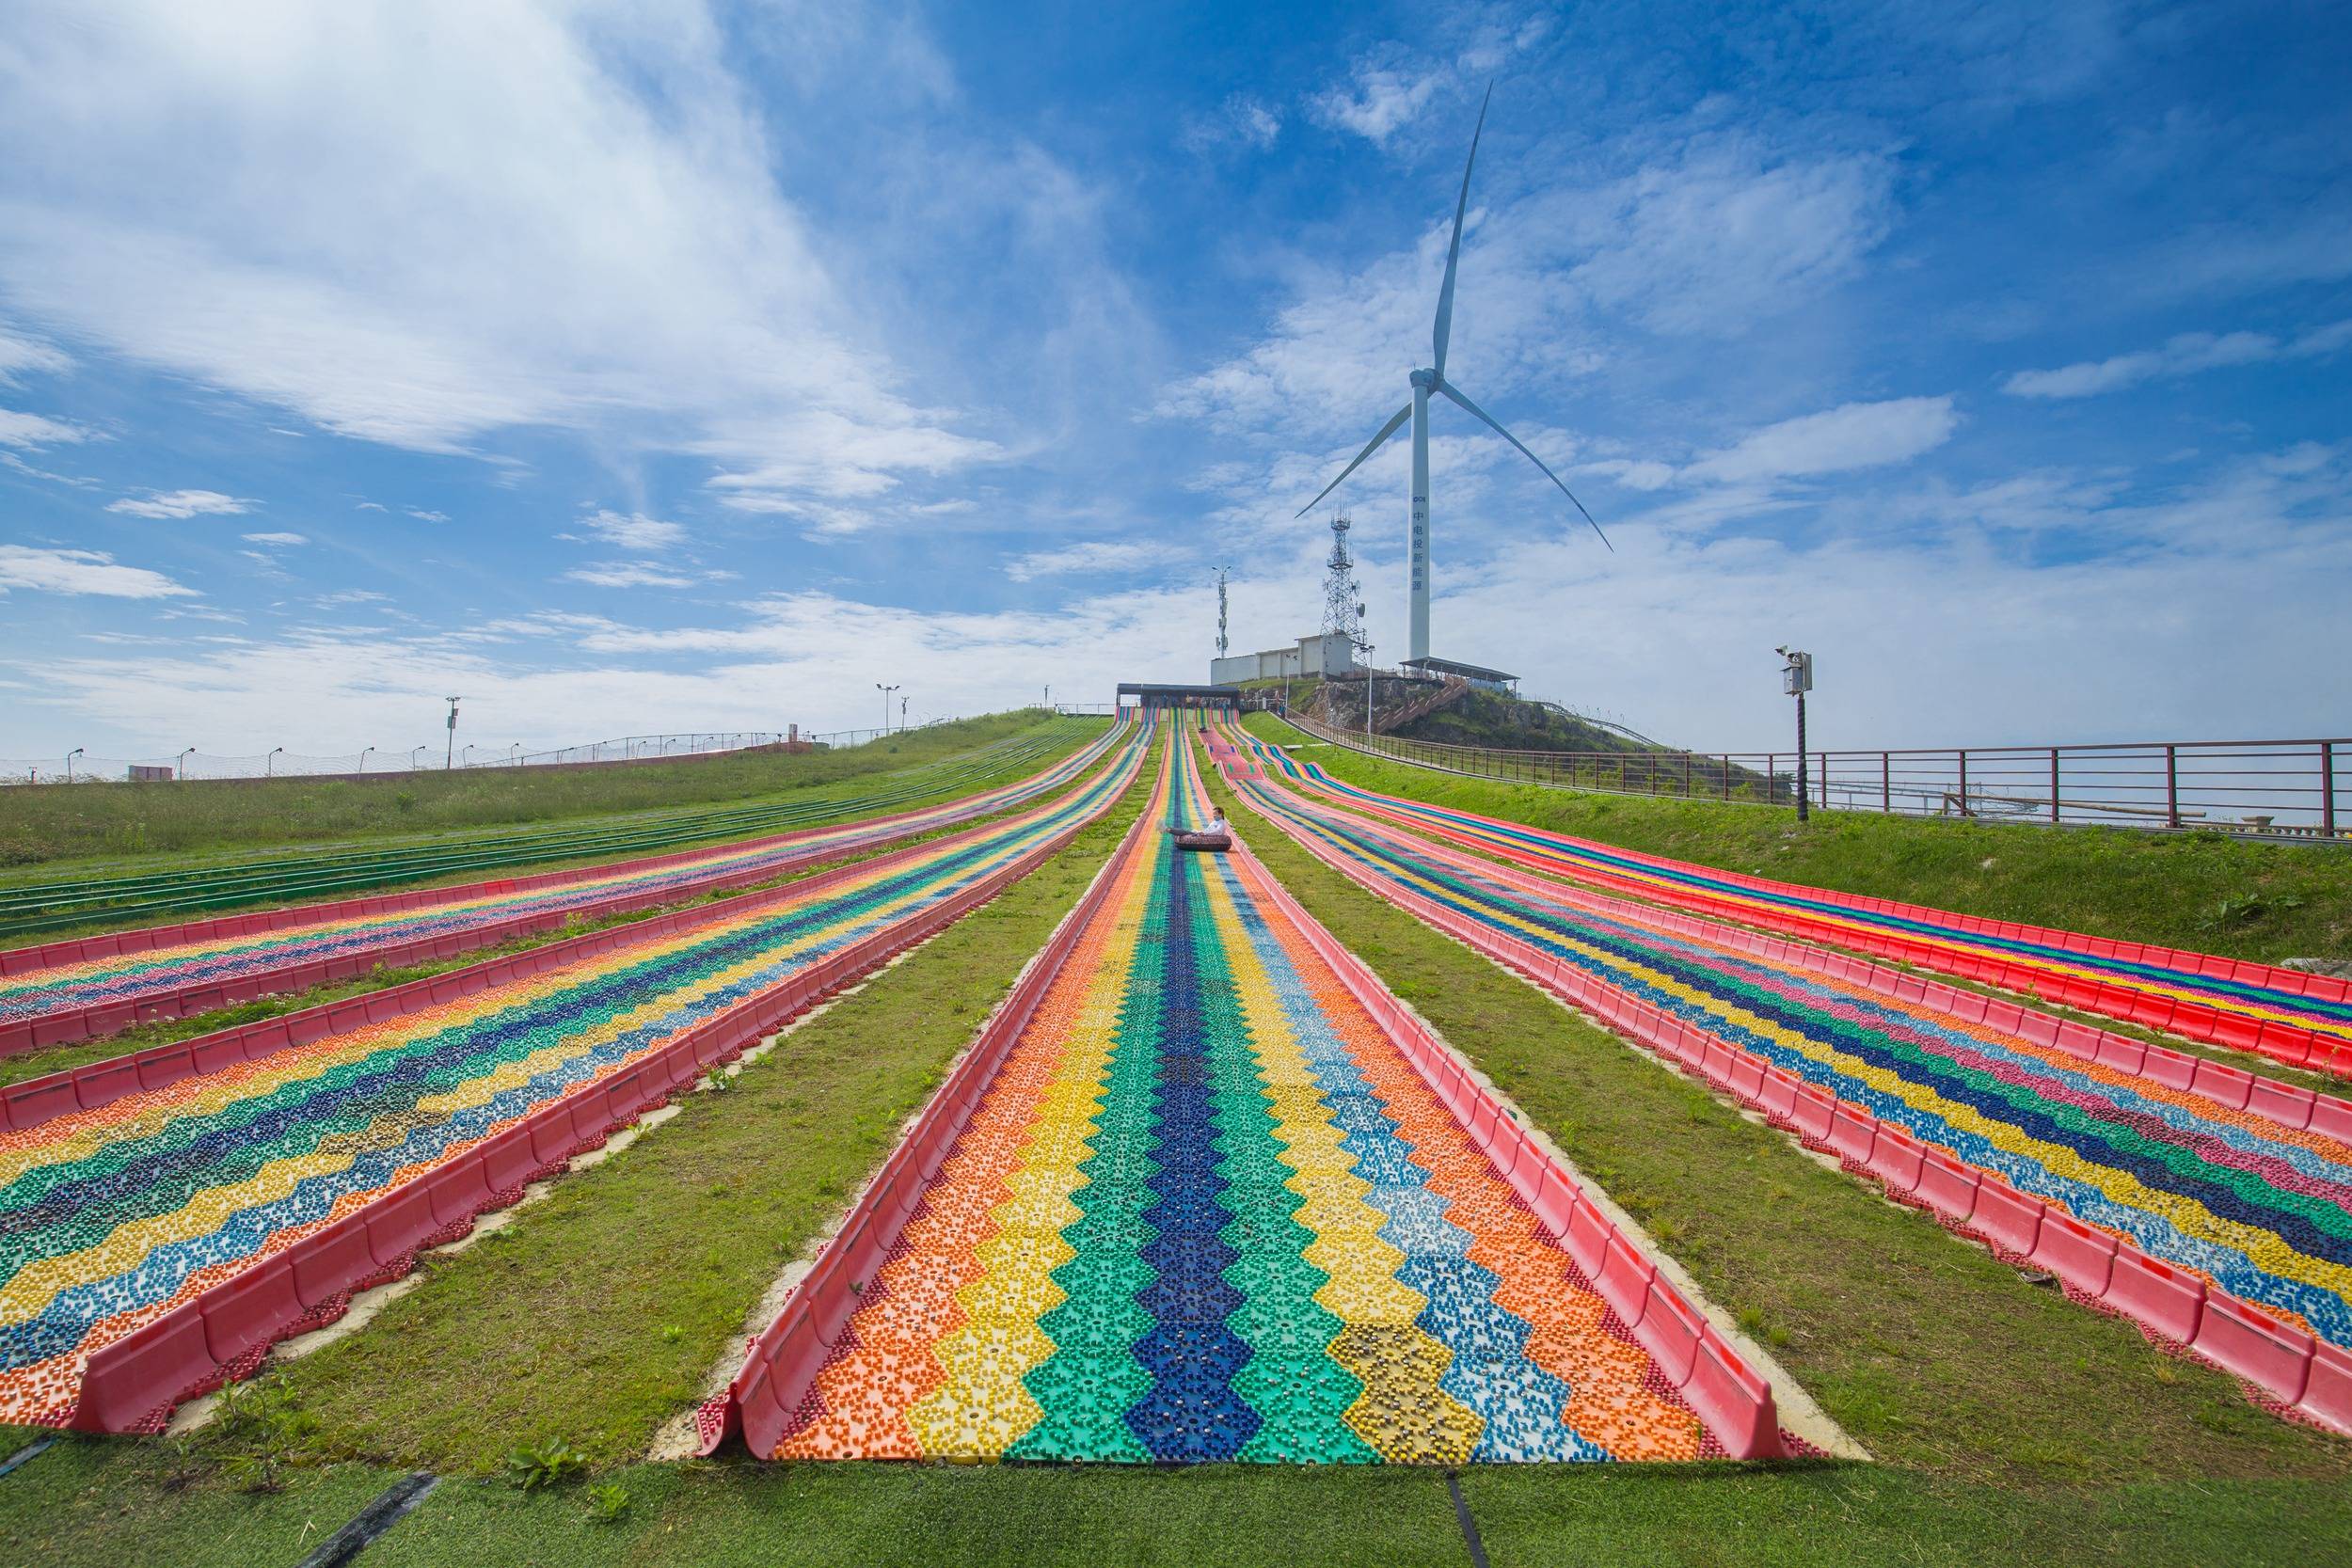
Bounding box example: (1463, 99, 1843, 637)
(1210, 631, 1359, 686)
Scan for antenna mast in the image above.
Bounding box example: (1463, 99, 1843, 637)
(1321, 514, 1365, 652)
(1216, 566, 1230, 658)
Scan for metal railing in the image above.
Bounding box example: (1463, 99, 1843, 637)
(1272, 710, 2350, 840)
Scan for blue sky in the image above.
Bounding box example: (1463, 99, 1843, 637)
(1, 0, 2346, 764)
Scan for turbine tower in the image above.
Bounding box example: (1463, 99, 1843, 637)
(1295, 86, 1612, 663)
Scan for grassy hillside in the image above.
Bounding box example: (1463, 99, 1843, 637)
(1245, 712, 2352, 964)
(1393, 687, 1656, 752)
(0, 711, 1092, 870)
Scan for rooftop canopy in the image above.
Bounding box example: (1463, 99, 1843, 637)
(1400, 655, 1519, 687)
(1116, 681, 1242, 711)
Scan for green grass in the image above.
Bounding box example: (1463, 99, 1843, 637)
(1245, 713, 2352, 965)
(0, 709, 1089, 871)
(10, 1442, 2347, 1568)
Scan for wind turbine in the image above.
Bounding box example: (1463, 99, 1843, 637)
(1295, 86, 1611, 664)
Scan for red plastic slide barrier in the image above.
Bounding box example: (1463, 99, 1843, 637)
(1221, 752, 2352, 1439)
(0, 736, 1122, 1057)
(1301, 794, 2352, 1147)
(1219, 840, 1788, 1459)
(1277, 744, 2352, 1011)
(1284, 766, 2352, 1076)
(3, 816, 1043, 1134)
(703, 762, 1165, 1459)
(58, 778, 1128, 1433)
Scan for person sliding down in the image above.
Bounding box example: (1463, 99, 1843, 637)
(1169, 806, 1232, 852)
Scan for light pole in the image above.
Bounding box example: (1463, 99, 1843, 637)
(1776, 647, 1814, 822)
(464, 745, 477, 767)
(1361, 647, 1376, 740)
(358, 745, 374, 775)
(411, 745, 427, 770)
(65, 747, 83, 783)
(179, 746, 196, 781)
(875, 682, 899, 736)
(267, 746, 284, 777)
(444, 695, 463, 769)
(511, 742, 520, 766)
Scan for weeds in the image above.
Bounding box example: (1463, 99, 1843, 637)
(508, 1435, 590, 1490)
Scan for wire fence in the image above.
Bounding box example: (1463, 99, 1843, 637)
(1273, 709, 2351, 842)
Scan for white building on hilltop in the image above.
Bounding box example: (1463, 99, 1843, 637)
(1210, 631, 1359, 686)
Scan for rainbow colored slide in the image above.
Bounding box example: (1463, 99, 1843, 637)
(1234, 721, 2352, 1078)
(1213, 721, 2352, 1434)
(0, 724, 1146, 1431)
(0, 721, 1126, 1056)
(706, 724, 1795, 1463)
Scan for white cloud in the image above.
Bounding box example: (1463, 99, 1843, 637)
(405, 508, 451, 523)
(1181, 94, 1281, 154)
(106, 487, 253, 518)
(0, 545, 195, 598)
(564, 561, 696, 589)
(2004, 321, 2352, 398)
(241, 531, 309, 546)
(578, 508, 685, 550)
(0, 327, 70, 384)
(1549, 139, 1898, 335)
(0, 408, 91, 447)
(0, 1, 996, 509)
(1004, 540, 1157, 582)
(1683, 397, 1960, 483)
(1311, 65, 1444, 145)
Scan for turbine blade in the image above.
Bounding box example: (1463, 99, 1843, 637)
(1431, 82, 1492, 381)
(1437, 381, 1613, 551)
(1294, 402, 1413, 517)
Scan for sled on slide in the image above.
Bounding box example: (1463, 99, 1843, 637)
(1168, 824, 1232, 852)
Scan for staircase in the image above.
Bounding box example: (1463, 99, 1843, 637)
(1374, 675, 1471, 735)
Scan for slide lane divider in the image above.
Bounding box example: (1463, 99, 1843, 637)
(60, 735, 1143, 1434)
(1247, 729, 2352, 1075)
(700, 740, 1168, 1460)
(0, 725, 1125, 1057)
(1213, 745, 2352, 1439)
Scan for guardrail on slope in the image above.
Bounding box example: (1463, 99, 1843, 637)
(1270, 711, 2351, 838)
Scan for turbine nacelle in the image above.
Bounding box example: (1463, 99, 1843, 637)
(1409, 368, 1440, 392)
